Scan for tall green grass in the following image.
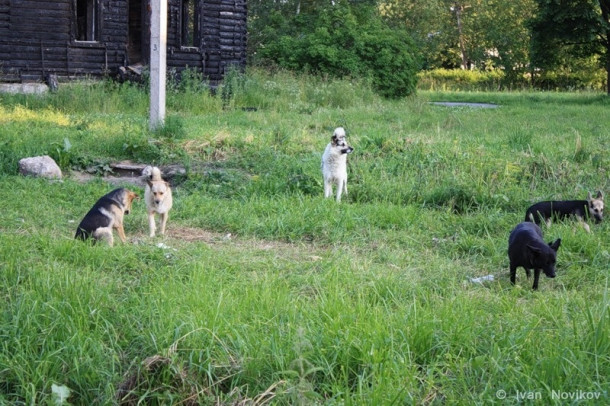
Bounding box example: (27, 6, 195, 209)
(0, 70, 608, 404)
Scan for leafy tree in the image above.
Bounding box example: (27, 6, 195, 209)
(381, 0, 535, 80)
(381, 0, 459, 69)
(251, 1, 420, 98)
(530, 0, 610, 94)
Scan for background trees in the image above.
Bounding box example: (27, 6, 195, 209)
(247, 0, 609, 94)
(248, 1, 420, 98)
(529, 0, 610, 94)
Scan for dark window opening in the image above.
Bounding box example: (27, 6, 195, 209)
(181, 0, 199, 47)
(128, 0, 144, 64)
(76, 0, 99, 41)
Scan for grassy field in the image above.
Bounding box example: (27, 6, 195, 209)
(1, 70, 609, 404)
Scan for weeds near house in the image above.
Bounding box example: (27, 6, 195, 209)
(0, 70, 608, 404)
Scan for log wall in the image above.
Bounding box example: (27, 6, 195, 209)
(0, 0, 247, 84)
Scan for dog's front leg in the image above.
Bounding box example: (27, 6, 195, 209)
(532, 269, 541, 290)
(148, 211, 157, 237)
(577, 217, 591, 233)
(335, 184, 343, 202)
(324, 181, 332, 199)
(159, 212, 168, 236)
(115, 222, 127, 244)
(510, 265, 517, 285)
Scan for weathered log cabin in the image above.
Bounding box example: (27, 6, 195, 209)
(0, 0, 247, 84)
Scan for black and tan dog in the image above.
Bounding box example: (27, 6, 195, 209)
(75, 188, 139, 246)
(525, 191, 604, 233)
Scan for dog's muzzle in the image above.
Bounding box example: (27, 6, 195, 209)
(342, 146, 354, 154)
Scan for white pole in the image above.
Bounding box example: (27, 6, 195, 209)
(149, 0, 167, 130)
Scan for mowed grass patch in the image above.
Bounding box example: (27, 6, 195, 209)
(0, 76, 609, 403)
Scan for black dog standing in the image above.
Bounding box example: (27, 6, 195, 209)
(508, 222, 561, 290)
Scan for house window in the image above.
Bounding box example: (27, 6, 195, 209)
(181, 0, 199, 48)
(76, 0, 99, 41)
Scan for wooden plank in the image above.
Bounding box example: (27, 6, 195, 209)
(11, 30, 70, 41)
(11, 9, 70, 19)
(11, 1, 70, 12)
(10, 16, 71, 26)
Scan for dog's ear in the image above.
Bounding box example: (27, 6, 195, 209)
(596, 190, 603, 200)
(126, 191, 139, 203)
(146, 179, 153, 188)
(588, 191, 593, 202)
(527, 244, 542, 256)
(331, 134, 338, 146)
(548, 238, 561, 251)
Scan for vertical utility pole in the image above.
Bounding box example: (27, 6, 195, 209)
(150, 0, 167, 130)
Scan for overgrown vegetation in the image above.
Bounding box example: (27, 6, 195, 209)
(249, 1, 610, 94)
(251, 2, 420, 98)
(418, 68, 608, 92)
(0, 73, 609, 404)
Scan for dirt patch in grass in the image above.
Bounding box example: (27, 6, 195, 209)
(168, 226, 228, 243)
(158, 226, 325, 262)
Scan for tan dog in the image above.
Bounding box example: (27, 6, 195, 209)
(144, 166, 173, 237)
(75, 188, 139, 246)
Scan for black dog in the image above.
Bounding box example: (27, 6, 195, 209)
(524, 191, 604, 233)
(508, 222, 561, 290)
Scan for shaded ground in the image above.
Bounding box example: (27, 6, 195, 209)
(70, 161, 187, 187)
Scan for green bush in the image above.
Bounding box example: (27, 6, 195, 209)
(257, 5, 419, 98)
(355, 21, 419, 98)
(533, 68, 606, 91)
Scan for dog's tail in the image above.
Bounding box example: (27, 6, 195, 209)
(75, 227, 89, 241)
(150, 166, 163, 181)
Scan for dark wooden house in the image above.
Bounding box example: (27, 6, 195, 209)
(0, 0, 247, 84)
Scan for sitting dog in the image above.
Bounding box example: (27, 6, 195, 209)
(75, 188, 139, 246)
(508, 221, 561, 290)
(525, 191, 604, 232)
(321, 127, 354, 202)
(144, 166, 173, 237)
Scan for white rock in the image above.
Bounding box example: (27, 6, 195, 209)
(19, 155, 62, 179)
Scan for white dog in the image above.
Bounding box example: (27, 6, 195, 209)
(321, 127, 354, 202)
(143, 166, 173, 237)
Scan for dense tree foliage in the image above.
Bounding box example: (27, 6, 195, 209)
(381, 1, 535, 78)
(529, 0, 610, 93)
(247, 0, 609, 93)
(248, 0, 420, 98)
